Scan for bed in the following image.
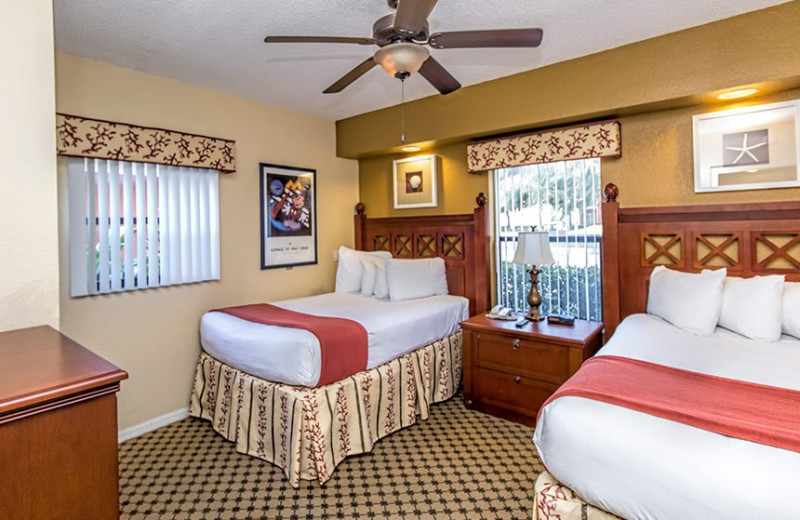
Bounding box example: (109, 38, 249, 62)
(532, 184, 800, 519)
(189, 195, 490, 486)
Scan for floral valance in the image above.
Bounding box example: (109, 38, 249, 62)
(56, 113, 236, 173)
(467, 120, 621, 173)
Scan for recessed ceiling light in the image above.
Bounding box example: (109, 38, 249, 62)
(717, 88, 758, 100)
(401, 146, 421, 152)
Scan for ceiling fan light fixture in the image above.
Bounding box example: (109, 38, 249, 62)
(374, 42, 430, 78)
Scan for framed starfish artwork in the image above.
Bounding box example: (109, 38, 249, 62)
(693, 99, 800, 192)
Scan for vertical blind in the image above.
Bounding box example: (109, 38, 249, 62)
(67, 157, 220, 297)
(494, 158, 602, 321)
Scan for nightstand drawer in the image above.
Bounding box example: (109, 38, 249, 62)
(472, 367, 559, 418)
(474, 332, 570, 384)
(461, 315, 603, 426)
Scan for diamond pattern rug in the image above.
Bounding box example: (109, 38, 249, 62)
(120, 396, 544, 519)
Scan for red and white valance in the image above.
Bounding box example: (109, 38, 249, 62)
(56, 113, 236, 173)
(467, 120, 621, 173)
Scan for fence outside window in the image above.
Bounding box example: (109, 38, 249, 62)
(494, 158, 602, 321)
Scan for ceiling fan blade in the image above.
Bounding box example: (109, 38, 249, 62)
(428, 28, 543, 49)
(418, 56, 461, 95)
(393, 0, 438, 34)
(323, 57, 378, 94)
(264, 36, 377, 45)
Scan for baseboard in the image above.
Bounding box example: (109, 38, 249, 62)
(118, 407, 189, 443)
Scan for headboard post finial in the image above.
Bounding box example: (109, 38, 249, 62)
(603, 183, 619, 203)
(354, 203, 366, 250)
(476, 193, 488, 208)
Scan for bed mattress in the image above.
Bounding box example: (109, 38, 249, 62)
(534, 313, 800, 520)
(201, 292, 469, 387)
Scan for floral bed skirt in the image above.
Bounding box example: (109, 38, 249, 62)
(533, 471, 624, 520)
(189, 332, 462, 487)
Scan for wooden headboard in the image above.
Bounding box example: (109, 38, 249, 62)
(354, 194, 491, 316)
(601, 183, 800, 339)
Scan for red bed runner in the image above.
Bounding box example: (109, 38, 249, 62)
(214, 303, 368, 387)
(539, 355, 800, 453)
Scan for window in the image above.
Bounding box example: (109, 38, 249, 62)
(67, 157, 220, 296)
(495, 158, 602, 320)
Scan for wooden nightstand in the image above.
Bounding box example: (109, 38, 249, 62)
(461, 314, 603, 426)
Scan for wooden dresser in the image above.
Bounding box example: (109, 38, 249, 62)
(462, 315, 603, 426)
(0, 326, 128, 520)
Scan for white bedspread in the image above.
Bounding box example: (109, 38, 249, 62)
(534, 313, 800, 520)
(201, 292, 469, 387)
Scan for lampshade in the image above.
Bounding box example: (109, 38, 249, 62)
(374, 42, 430, 78)
(512, 231, 555, 265)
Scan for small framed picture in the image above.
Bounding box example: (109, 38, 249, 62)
(259, 163, 317, 269)
(393, 154, 439, 209)
(693, 99, 800, 192)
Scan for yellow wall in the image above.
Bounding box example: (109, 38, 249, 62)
(0, 0, 59, 332)
(360, 88, 800, 217)
(359, 142, 488, 217)
(55, 53, 359, 430)
(348, 2, 800, 213)
(603, 88, 800, 207)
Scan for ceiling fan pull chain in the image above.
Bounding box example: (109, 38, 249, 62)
(400, 78, 406, 145)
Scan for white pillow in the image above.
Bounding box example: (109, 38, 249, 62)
(334, 246, 392, 294)
(646, 265, 726, 336)
(360, 259, 377, 296)
(718, 274, 785, 342)
(784, 281, 800, 339)
(372, 257, 390, 299)
(386, 257, 448, 301)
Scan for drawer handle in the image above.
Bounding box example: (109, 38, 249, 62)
(514, 376, 522, 383)
(512, 338, 520, 350)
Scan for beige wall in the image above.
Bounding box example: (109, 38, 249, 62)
(0, 0, 59, 332)
(351, 2, 800, 213)
(56, 53, 359, 429)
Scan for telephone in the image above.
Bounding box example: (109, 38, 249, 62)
(486, 305, 516, 320)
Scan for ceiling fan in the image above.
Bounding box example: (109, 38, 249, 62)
(264, 0, 543, 95)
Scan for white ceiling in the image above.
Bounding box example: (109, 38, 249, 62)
(53, 0, 790, 122)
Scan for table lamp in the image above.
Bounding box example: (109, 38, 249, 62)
(512, 230, 555, 321)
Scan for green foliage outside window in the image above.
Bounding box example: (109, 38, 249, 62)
(499, 261, 602, 321)
(495, 158, 602, 321)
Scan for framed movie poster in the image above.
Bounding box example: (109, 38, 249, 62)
(260, 163, 317, 269)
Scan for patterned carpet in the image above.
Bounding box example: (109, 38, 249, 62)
(119, 396, 544, 519)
